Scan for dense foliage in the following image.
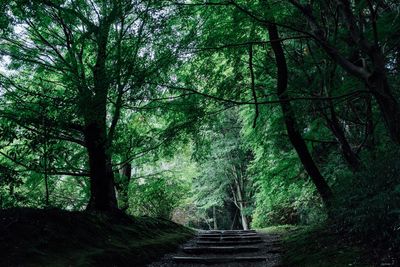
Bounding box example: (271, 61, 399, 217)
(1, 0, 399, 263)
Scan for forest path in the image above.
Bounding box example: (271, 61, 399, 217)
(147, 230, 283, 267)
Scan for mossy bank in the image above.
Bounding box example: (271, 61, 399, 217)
(0, 208, 193, 266)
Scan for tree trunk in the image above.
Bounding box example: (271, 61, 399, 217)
(368, 71, 400, 143)
(267, 23, 333, 207)
(116, 162, 131, 212)
(238, 200, 249, 230)
(325, 102, 361, 171)
(212, 206, 218, 230)
(365, 95, 375, 150)
(327, 117, 361, 171)
(240, 209, 249, 230)
(289, 0, 400, 144)
(233, 176, 249, 230)
(85, 122, 118, 212)
(341, 0, 400, 143)
(84, 23, 119, 212)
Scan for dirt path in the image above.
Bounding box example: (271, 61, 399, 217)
(148, 230, 283, 267)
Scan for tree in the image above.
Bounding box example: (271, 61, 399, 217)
(288, 0, 400, 143)
(169, 1, 335, 206)
(266, 22, 333, 206)
(189, 109, 254, 230)
(1, 0, 180, 211)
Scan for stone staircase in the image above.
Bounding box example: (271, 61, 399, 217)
(169, 230, 282, 266)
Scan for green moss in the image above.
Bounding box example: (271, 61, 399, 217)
(281, 225, 372, 267)
(0, 208, 194, 267)
(257, 224, 298, 235)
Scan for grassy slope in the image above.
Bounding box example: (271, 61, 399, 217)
(0, 208, 193, 267)
(259, 225, 373, 267)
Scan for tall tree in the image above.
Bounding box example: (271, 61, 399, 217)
(266, 22, 333, 206)
(1, 0, 178, 211)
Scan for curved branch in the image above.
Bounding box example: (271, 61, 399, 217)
(147, 82, 369, 106)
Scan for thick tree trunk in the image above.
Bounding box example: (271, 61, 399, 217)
(267, 23, 333, 206)
(85, 122, 118, 212)
(368, 71, 400, 143)
(84, 23, 119, 212)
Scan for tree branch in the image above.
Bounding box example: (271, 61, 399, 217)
(248, 44, 259, 128)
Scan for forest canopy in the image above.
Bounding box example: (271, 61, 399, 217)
(0, 0, 400, 264)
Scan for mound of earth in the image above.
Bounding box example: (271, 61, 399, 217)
(0, 208, 193, 266)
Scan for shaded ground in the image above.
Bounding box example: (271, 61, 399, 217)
(3, 208, 392, 267)
(276, 225, 382, 267)
(148, 230, 283, 266)
(1, 208, 193, 266)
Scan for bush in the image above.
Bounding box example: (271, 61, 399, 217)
(251, 178, 326, 228)
(128, 176, 189, 219)
(332, 147, 400, 261)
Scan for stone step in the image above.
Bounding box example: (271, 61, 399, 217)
(198, 232, 258, 237)
(200, 230, 256, 233)
(198, 233, 260, 237)
(172, 256, 268, 264)
(202, 230, 257, 234)
(183, 246, 260, 254)
(196, 240, 263, 246)
(197, 235, 262, 241)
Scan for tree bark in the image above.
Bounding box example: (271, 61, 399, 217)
(267, 23, 333, 206)
(324, 101, 361, 171)
(236, 186, 249, 230)
(85, 122, 118, 212)
(232, 171, 249, 230)
(212, 206, 218, 230)
(367, 70, 400, 143)
(83, 22, 119, 212)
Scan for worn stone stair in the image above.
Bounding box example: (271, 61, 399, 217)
(183, 245, 260, 254)
(204, 230, 257, 233)
(197, 235, 262, 242)
(199, 232, 257, 237)
(171, 229, 274, 265)
(196, 240, 263, 246)
(198, 231, 259, 237)
(172, 256, 269, 264)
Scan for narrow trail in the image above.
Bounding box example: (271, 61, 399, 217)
(148, 230, 283, 267)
